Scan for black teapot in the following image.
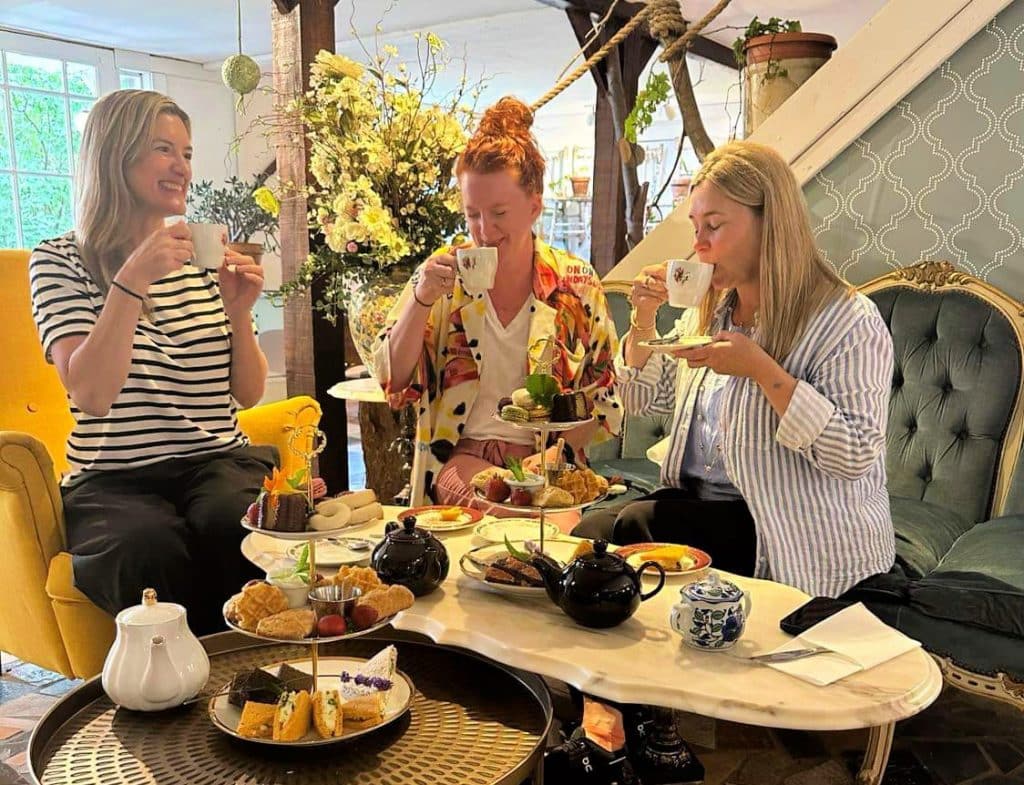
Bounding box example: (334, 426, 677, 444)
(370, 516, 449, 596)
(532, 540, 665, 628)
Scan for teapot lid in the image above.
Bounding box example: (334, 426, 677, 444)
(681, 570, 743, 603)
(117, 588, 183, 625)
(578, 540, 626, 572)
(386, 516, 433, 543)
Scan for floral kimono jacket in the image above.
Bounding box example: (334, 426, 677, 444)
(373, 238, 623, 504)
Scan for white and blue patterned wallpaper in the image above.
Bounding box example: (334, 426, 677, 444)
(805, 0, 1024, 298)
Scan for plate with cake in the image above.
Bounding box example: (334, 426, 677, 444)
(615, 543, 711, 578)
(223, 568, 415, 643)
(396, 505, 484, 533)
(459, 539, 596, 596)
(209, 646, 413, 746)
(637, 335, 714, 352)
(242, 485, 383, 541)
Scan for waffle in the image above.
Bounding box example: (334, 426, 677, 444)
(555, 468, 609, 504)
(234, 582, 290, 631)
(332, 565, 383, 594)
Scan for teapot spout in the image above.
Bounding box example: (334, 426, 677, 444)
(530, 552, 564, 605)
(139, 635, 180, 706)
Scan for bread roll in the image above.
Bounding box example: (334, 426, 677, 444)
(347, 501, 382, 525)
(339, 489, 377, 508)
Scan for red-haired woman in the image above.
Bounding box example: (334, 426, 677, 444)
(373, 97, 622, 510)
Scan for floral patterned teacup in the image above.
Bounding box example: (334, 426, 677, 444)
(670, 570, 751, 650)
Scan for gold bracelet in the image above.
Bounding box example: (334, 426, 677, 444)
(629, 309, 655, 331)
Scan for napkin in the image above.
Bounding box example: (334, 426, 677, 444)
(765, 602, 921, 686)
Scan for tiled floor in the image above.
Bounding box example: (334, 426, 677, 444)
(3, 647, 1021, 785)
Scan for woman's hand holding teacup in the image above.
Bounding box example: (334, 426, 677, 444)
(219, 245, 264, 321)
(118, 221, 193, 294)
(674, 331, 770, 379)
(630, 263, 668, 329)
(415, 251, 459, 305)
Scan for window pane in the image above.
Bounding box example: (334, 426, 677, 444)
(6, 52, 64, 92)
(18, 174, 73, 249)
(0, 94, 10, 170)
(66, 62, 98, 97)
(10, 90, 70, 174)
(70, 98, 93, 166)
(0, 175, 17, 247)
(119, 70, 143, 90)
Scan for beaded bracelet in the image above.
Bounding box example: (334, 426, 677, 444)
(111, 280, 145, 303)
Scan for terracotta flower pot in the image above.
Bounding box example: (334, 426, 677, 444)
(227, 241, 264, 266)
(569, 176, 591, 198)
(742, 32, 837, 136)
(670, 177, 692, 203)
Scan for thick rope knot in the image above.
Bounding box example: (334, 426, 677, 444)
(659, 0, 733, 62)
(647, 0, 687, 42)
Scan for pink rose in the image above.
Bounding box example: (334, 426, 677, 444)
(346, 241, 358, 253)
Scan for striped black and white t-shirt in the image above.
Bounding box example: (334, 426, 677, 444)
(30, 233, 249, 483)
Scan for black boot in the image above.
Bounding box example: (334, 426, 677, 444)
(628, 707, 704, 785)
(543, 728, 642, 784)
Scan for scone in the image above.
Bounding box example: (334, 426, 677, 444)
(256, 608, 317, 640)
(235, 582, 289, 631)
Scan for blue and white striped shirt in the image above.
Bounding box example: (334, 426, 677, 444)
(617, 290, 896, 597)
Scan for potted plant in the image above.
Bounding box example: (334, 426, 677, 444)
(733, 17, 837, 136)
(186, 175, 279, 264)
(569, 145, 591, 198)
(264, 33, 484, 374)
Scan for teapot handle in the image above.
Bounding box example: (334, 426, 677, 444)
(637, 561, 666, 601)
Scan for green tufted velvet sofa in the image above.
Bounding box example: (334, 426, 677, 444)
(593, 263, 1024, 709)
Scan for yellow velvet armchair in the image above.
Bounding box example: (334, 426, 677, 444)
(0, 249, 322, 679)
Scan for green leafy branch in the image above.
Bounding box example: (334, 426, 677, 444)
(624, 71, 671, 144)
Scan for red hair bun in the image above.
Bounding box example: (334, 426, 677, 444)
(457, 96, 544, 195)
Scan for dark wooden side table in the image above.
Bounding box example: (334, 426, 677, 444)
(28, 631, 552, 785)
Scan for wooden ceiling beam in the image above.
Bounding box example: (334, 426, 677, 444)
(273, 0, 298, 15)
(535, 0, 737, 69)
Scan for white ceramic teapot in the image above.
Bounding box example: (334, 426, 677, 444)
(101, 588, 209, 711)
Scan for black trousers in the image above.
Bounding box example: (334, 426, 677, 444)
(572, 483, 758, 577)
(61, 445, 277, 636)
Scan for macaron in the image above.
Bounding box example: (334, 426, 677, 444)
(500, 405, 530, 423)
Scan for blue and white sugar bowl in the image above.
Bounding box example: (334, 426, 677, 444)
(670, 570, 751, 650)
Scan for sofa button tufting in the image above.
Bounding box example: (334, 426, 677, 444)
(26, 402, 39, 413)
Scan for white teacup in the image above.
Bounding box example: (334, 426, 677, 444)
(666, 258, 714, 308)
(187, 223, 228, 270)
(456, 247, 498, 294)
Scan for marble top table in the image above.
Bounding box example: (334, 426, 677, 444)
(242, 509, 943, 785)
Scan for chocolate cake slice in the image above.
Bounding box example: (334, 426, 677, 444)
(228, 668, 286, 708)
(274, 494, 309, 532)
(275, 662, 315, 693)
(551, 392, 588, 422)
(484, 556, 544, 587)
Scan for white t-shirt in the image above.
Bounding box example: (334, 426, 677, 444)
(461, 294, 536, 446)
(29, 233, 249, 482)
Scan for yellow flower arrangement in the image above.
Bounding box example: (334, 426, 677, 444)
(277, 33, 485, 320)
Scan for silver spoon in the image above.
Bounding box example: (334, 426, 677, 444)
(327, 536, 375, 551)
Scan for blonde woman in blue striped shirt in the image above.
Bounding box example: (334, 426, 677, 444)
(576, 141, 895, 598)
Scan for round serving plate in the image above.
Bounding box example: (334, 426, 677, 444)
(221, 598, 396, 645)
(473, 489, 608, 514)
(286, 539, 376, 567)
(459, 539, 591, 598)
(473, 518, 560, 544)
(615, 542, 712, 579)
(240, 516, 380, 542)
(490, 413, 594, 435)
(208, 655, 414, 747)
(396, 504, 484, 533)
(638, 335, 713, 352)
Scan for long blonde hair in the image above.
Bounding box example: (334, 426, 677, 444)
(75, 90, 191, 296)
(691, 140, 849, 361)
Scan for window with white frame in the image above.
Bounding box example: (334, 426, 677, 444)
(0, 34, 154, 250)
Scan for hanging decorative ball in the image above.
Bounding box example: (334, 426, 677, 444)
(221, 54, 261, 96)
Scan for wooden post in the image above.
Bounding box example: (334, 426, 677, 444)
(567, 7, 656, 276)
(271, 0, 350, 491)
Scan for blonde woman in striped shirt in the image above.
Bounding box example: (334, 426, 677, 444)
(29, 90, 274, 633)
(576, 141, 895, 598)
